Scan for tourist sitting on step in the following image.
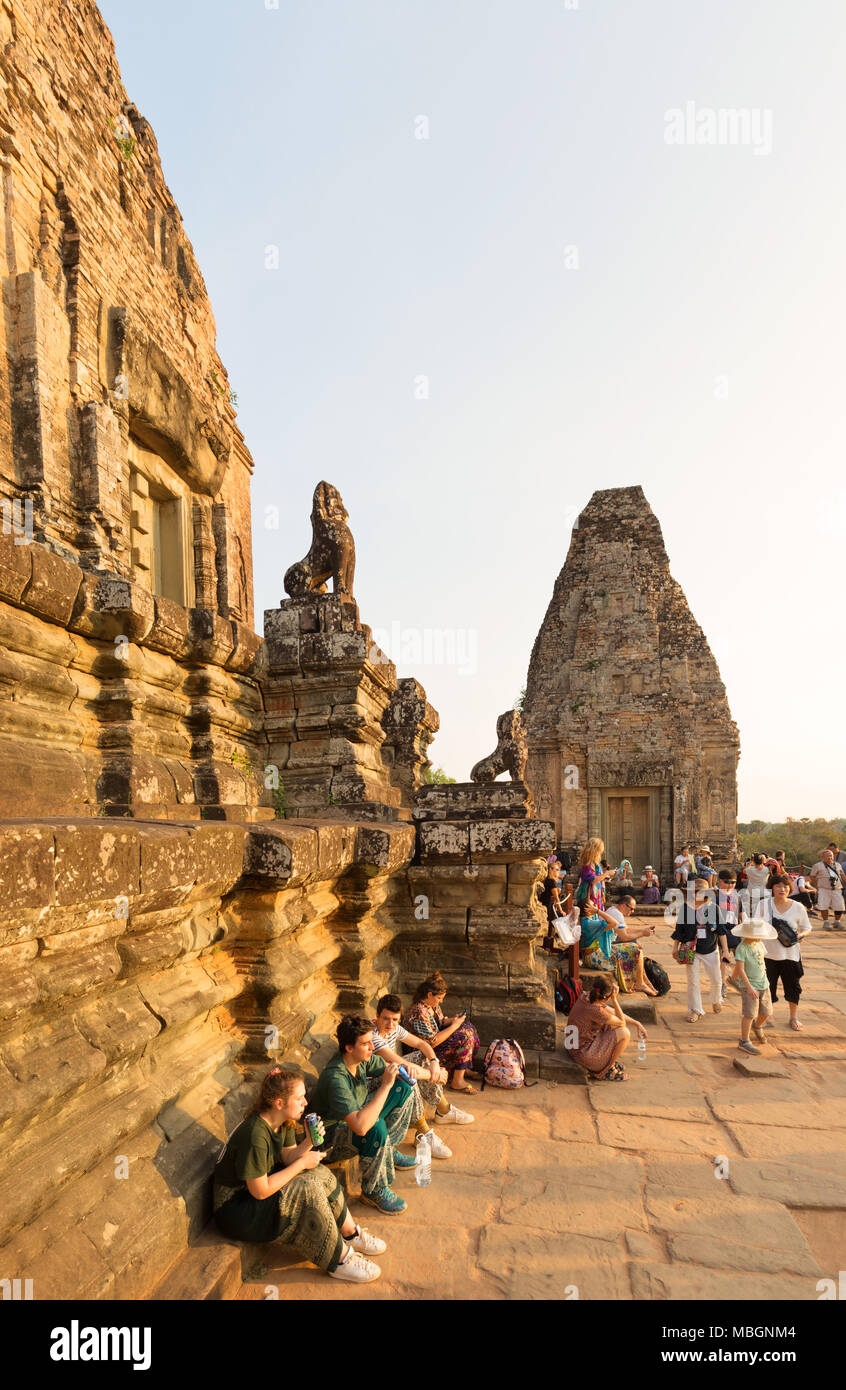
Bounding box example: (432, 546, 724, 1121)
(212, 1067, 386, 1284)
(671, 877, 733, 1024)
(640, 865, 661, 905)
(564, 972, 647, 1082)
(578, 898, 656, 996)
(403, 971, 482, 1095)
(674, 846, 692, 887)
(615, 858, 634, 887)
(312, 1014, 420, 1216)
(695, 846, 718, 888)
(370, 993, 458, 1155)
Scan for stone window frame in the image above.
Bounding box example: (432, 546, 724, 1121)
(128, 434, 195, 609)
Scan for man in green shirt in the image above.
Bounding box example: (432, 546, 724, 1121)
(313, 1014, 418, 1215)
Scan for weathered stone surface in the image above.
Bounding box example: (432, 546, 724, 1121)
(630, 1262, 816, 1300)
(478, 1226, 632, 1300)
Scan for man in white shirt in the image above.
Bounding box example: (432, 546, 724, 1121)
(810, 852, 846, 929)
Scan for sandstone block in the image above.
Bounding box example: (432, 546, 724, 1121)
(418, 821, 470, 862)
(33, 940, 122, 1002)
(53, 821, 140, 907)
(0, 531, 32, 603)
(469, 819, 556, 862)
(75, 986, 162, 1062)
(22, 546, 82, 626)
(0, 822, 55, 909)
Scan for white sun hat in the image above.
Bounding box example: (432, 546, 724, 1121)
(733, 917, 777, 941)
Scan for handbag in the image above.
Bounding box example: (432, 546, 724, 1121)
(677, 941, 696, 965)
(552, 910, 581, 948)
(772, 915, 798, 949)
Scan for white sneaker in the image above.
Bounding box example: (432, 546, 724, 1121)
(426, 1130, 453, 1159)
(438, 1104, 474, 1125)
(350, 1225, 387, 1256)
(329, 1249, 381, 1283)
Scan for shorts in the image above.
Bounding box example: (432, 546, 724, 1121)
(817, 887, 845, 912)
(741, 986, 773, 1020)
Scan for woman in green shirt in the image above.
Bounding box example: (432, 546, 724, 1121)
(213, 1068, 387, 1284)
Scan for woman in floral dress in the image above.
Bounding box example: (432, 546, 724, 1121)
(404, 971, 481, 1095)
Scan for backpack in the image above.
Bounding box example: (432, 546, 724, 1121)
(554, 973, 583, 1014)
(482, 1038, 527, 1089)
(643, 956, 670, 996)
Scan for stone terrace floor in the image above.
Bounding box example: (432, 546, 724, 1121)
(238, 916, 846, 1301)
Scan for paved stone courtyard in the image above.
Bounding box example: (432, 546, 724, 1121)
(238, 917, 846, 1301)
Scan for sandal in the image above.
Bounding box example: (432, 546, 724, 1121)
(789, 1019, 804, 1031)
(606, 1062, 628, 1081)
(449, 1084, 477, 1094)
(686, 1011, 703, 1023)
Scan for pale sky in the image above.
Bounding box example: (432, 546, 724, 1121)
(100, 0, 846, 821)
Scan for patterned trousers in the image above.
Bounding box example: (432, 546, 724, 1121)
(327, 1078, 417, 1194)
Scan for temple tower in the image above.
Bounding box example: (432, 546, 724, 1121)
(522, 486, 739, 880)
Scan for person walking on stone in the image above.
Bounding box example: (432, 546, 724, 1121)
(213, 1067, 386, 1283)
(672, 878, 732, 1023)
(764, 874, 812, 1031)
(731, 918, 777, 1055)
(810, 850, 846, 930)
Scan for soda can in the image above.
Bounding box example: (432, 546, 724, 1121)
(304, 1112, 324, 1147)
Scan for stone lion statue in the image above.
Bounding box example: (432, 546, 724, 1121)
(283, 481, 356, 598)
(470, 710, 528, 783)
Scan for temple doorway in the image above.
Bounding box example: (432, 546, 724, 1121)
(601, 788, 659, 875)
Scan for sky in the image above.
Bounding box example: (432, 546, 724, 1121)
(98, 0, 846, 821)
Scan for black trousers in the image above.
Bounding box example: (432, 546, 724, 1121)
(765, 957, 804, 1005)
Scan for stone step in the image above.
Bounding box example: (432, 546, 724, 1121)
(150, 1238, 243, 1301)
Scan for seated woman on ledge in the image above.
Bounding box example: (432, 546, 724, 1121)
(565, 973, 647, 1081)
(579, 900, 657, 995)
(213, 1067, 387, 1285)
(404, 971, 481, 1095)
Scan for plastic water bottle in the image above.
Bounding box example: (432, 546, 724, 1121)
(415, 1134, 432, 1186)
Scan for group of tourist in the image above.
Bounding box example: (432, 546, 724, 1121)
(213, 973, 480, 1285)
(545, 832, 841, 1079)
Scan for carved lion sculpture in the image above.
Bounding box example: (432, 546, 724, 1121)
(283, 481, 356, 598)
(470, 710, 528, 783)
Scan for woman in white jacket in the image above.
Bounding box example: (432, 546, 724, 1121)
(764, 874, 812, 1031)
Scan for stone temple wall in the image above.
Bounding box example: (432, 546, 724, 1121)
(0, 0, 260, 821)
(523, 486, 740, 881)
(0, 816, 415, 1298)
(0, 0, 558, 1300)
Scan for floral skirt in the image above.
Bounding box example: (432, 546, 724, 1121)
(434, 1023, 480, 1071)
(583, 941, 642, 993)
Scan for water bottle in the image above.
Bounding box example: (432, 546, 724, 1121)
(415, 1134, 432, 1186)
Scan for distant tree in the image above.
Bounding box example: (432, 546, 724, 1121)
(737, 815, 845, 866)
(424, 766, 456, 785)
(514, 686, 527, 713)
